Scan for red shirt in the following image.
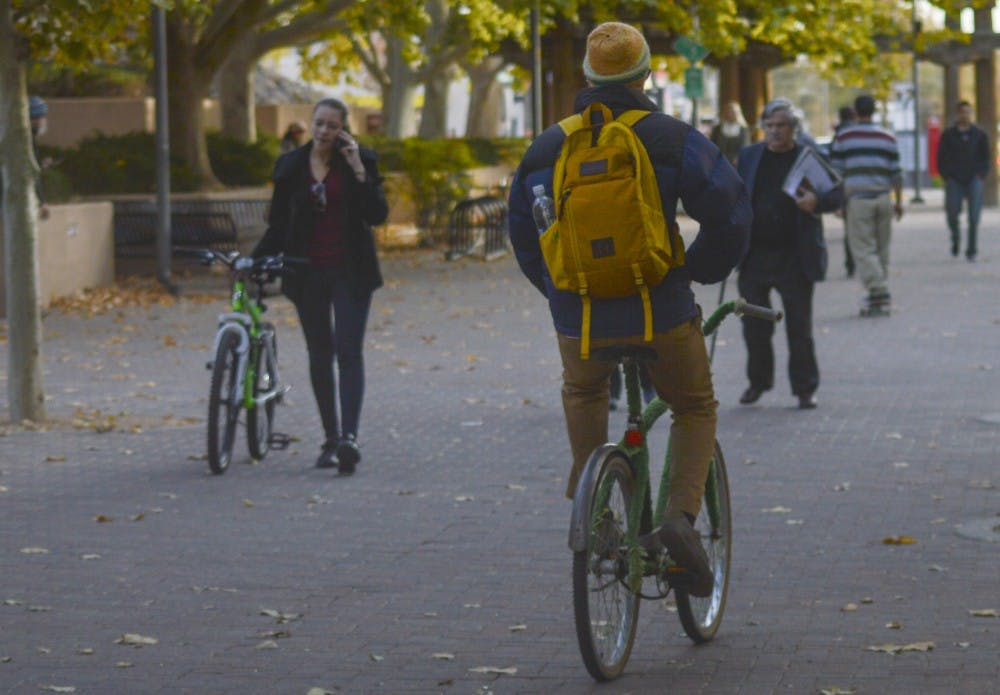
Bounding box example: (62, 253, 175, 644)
(308, 167, 346, 268)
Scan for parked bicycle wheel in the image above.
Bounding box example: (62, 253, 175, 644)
(572, 448, 640, 681)
(246, 326, 277, 460)
(207, 328, 242, 474)
(676, 440, 731, 643)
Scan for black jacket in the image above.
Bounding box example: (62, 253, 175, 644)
(253, 141, 388, 301)
(937, 124, 991, 184)
(736, 142, 842, 282)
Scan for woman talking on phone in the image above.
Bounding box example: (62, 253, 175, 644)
(253, 97, 388, 474)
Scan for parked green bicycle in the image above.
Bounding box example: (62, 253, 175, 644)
(569, 298, 782, 681)
(177, 248, 296, 474)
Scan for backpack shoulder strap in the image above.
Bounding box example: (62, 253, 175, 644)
(557, 113, 585, 136)
(616, 110, 651, 128)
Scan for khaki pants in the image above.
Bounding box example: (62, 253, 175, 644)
(846, 193, 893, 296)
(557, 319, 718, 520)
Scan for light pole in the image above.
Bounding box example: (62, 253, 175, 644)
(911, 1, 924, 203)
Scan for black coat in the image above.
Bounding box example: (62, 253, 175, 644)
(736, 142, 841, 283)
(253, 141, 389, 301)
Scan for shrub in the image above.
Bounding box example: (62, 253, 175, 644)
(52, 131, 280, 195)
(207, 131, 280, 187)
(54, 132, 199, 194)
(399, 138, 476, 238)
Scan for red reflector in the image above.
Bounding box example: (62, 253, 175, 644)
(624, 429, 644, 447)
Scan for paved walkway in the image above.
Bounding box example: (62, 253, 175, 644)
(1, 190, 998, 694)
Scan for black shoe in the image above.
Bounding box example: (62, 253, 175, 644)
(966, 252, 977, 262)
(315, 443, 338, 469)
(739, 386, 764, 405)
(797, 392, 818, 409)
(640, 517, 713, 597)
(336, 435, 360, 475)
(951, 240, 959, 257)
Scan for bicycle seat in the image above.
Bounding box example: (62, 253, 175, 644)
(590, 345, 659, 364)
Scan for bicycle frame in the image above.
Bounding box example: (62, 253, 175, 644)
(569, 299, 779, 590)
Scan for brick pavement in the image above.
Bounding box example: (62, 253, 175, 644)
(0, 190, 997, 694)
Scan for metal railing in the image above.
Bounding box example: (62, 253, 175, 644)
(445, 196, 509, 261)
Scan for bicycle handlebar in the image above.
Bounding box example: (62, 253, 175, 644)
(702, 298, 783, 337)
(733, 298, 784, 323)
(173, 247, 306, 279)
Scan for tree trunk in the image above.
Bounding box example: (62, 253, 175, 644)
(0, 4, 46, 422)
(165, 15, 221, 189)
(384, 37, 418, 137)
(974, 7, 997, 207)
(418, 68, 450, 138)
(465, 55, 505, 137)
(218, 40, 257, 143)
(544, 20, 584, 128)
(717, 55, 740, 115)
(739, 60, 770, 141)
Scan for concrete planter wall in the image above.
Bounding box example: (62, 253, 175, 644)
(0, 202, 114, 318)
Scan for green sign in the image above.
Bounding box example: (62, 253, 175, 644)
(684, 67, 704, 99)
(674, 36, 709, 64)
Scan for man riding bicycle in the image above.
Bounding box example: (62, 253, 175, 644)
(507, 21, 751, 596)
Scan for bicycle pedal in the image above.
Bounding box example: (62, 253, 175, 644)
(268, 432, 291, 450)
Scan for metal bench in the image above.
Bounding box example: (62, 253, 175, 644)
(113, 211, 239, 257)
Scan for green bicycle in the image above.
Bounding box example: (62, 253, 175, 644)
(178, 248, 295, 474)
(569, 298, 782, 681)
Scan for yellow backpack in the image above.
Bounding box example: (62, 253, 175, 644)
(538, 102, 685, 359)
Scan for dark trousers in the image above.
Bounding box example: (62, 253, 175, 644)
(944, 177, 982, 257)
(292, 268, 372, 444)
(737, 251, 819, 397)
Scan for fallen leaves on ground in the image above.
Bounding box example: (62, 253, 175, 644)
(260, 609, 301, 624)
(469, 666, 517, 675)
(968, 608, 998, 617)
(432, 653, 455, 660)
(50, 277, 218, 317)
(820, 688, 856, 695)
(115, 633, 158, 647)
(882, 535, 917, 545)
(20, 547, 48, 554)
(865, 641, 934, 654)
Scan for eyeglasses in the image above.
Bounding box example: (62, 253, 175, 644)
(311, 180, 327, 212)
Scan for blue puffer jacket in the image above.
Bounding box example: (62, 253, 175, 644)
(508, 85, 752, 338)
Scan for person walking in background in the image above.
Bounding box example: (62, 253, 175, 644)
(30, 96, 50, 219)
(253, 98, 388, 474)
(830, 94, 903, 317)
(937, 100, 990, 261)
(279, 121, 308, 153)
(711, 101, 750, 165)
(833, 105, 857, 277)
(735, 98, 842, 410)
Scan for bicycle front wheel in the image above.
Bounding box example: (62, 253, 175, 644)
(207, 329, 242, 474)
(246, 327, 276, 461)
(676, 440, 731, 643)
(572, 448, 640, 681)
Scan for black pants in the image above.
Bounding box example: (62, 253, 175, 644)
(737, 251, 819, 397)
(292, 268, 372, 445)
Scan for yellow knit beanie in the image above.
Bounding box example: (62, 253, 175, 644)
(582, 22, 651, 86)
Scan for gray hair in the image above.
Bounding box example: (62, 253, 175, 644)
(760, 98, 800, 129)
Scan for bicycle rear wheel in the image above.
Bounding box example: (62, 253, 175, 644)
(207, 329, 242, 474)
(246, 327, 276, 460)
(676, 440, 731, 643)
(572, 448, 640, 681)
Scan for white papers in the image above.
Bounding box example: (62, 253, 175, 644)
(782, 147, 841, 199)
